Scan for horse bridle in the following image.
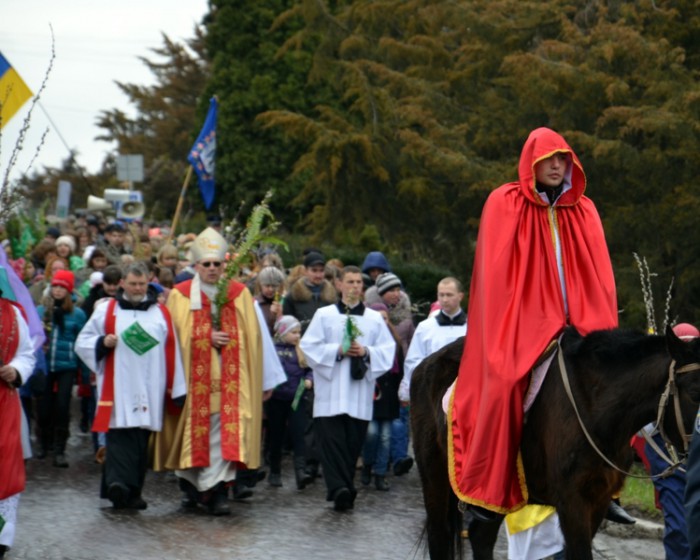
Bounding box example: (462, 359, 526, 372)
(557, 343, 700, 480)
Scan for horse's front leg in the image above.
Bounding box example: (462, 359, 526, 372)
(416, 438, 459, 559)
(557, 503, 596, 560)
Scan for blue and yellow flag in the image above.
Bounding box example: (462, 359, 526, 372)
(0, 52, 32, 129)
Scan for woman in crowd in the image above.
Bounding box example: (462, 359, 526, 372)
(36, 270, 86, 467)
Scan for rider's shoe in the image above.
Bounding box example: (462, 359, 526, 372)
(605, 499, 636, 524)
(468, 504, 504, 523)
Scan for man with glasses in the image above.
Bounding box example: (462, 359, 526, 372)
(152, 227, 283, 515)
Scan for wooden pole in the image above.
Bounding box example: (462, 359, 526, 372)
(167, 165, 193, 245)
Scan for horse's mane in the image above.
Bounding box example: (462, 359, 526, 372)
(564, 327, 666, 373)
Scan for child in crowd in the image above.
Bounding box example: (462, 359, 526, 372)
(267, 316, 314, 490)
(360, 302, 404, 491)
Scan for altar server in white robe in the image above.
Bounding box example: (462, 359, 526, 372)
(300, 265, 396, 512)
(399, 277, 466, 402)
(76, 262, 186, 510)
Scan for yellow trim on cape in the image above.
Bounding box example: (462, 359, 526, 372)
(506, 504, 556, 534)
(446, 379, 529, 515)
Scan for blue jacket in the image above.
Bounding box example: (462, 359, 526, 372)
(685, 409, 700, 558)
(37, 303, 87, 372)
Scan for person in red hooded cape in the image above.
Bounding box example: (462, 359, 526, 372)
(448, 127, 618, 516)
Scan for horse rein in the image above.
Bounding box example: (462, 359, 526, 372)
(655, 360, 700, 456)
(557, 345, 700, 480)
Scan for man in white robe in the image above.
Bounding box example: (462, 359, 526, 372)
(75, 262, 187, 510)
(399, 277, 466, 402)
(300, 265, 396, 511)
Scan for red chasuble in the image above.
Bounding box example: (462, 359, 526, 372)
(176, 280, 243, 467)
(448, 128, 618, 513)
(0, 298, 26, 500)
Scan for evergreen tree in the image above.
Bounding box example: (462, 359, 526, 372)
(95, 29, 209, 219)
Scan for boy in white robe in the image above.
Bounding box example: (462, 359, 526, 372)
(300, 265, 396, 511)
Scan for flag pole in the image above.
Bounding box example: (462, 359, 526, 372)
(167, 165, 193, 245)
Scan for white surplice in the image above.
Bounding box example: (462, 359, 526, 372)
(300, 305, 396, 421)
(75, 299, 187, 431)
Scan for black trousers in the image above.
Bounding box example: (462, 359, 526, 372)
(314, 414, 368, 501)
(38, 369, 74, 453)
(100, 427, 151, 499)
(266, 398, 307, 473)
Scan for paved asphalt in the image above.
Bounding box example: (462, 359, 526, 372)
(8, 420, 666, 560)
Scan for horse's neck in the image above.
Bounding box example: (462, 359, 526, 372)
(596, 354, 671, 443)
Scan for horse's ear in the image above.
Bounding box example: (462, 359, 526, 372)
(666, 325, 695, 362)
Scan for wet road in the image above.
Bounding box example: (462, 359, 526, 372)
(11, 427, 665, 559)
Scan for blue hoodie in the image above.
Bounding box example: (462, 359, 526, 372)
(361, 251, 392, 275)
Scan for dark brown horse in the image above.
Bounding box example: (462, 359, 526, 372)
(411, 326, 700, 560)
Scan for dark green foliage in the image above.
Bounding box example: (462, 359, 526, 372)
(257, 0, 700, 327)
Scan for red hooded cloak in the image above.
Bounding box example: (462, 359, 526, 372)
(448, 127, 618, 512)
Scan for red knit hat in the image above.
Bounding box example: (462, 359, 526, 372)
(51, 270, 75, 292)
(672, 323, 700, 341)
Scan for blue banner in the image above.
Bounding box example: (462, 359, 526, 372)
(188, 97, 217, 209)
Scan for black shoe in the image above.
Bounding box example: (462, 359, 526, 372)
(53, 453, 69, 468)
(360, 464, 372, 486)
(208, 492, 231, 516)
(374, 475, 390, 491)
(305, 464, 320, 479)
(107, 482, 129, 509)
(468, 504, 504, 523)
(181, 495, 198, 509)
(333, 487, 353, 512)
(232, 484, 253, 501)
(0, 544, 7, 558)
(127, 495, 148, 510)
(36, 447, 48, 460)
(605, 500, 636, 525)
(295, 468, 313, 490)
(393, 456, 413, 476)
(268, 472, 282, 487)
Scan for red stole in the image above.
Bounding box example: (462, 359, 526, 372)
(448, 128, 618, 512)
(0, 298, 26, 499)
(176, 280, 243, 467)
(93, 299, 177, 433)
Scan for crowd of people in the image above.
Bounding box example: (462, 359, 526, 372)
(0, 213, 466, 557)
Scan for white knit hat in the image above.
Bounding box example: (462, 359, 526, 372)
(274, 315, 301, 340)
(89, 271, 104, 287)
(55, 235, 76, 253)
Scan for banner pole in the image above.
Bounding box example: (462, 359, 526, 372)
(167, 165, 193, 245)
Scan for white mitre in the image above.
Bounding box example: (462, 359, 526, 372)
(190, 227, 228, 310)
(191, 227, 228, 262)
